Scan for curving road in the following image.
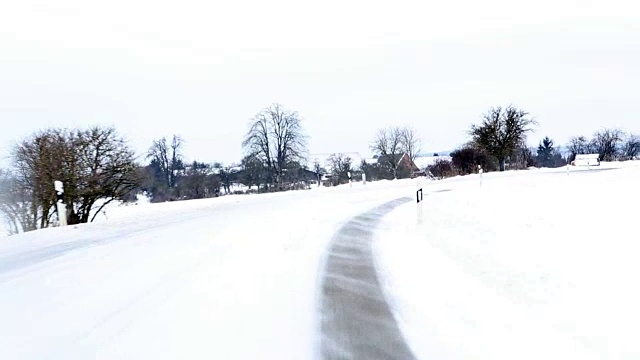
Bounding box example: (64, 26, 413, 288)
(320, 197, 416, 360)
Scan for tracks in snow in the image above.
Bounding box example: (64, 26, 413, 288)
(319, 197, 415, 360)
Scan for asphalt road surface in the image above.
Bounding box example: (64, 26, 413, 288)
(320, 197, 416, 360)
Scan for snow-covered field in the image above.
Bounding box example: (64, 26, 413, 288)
(376, 161, 640, 359)
(0, 161, 638, 359)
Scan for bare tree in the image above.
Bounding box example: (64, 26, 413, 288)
(470, 105, 537, 171)
(148, 137, 169, 187)
(169, 135, 184, 187)
(8, 126, 139, 230)
(70, 127, 139, 223)
(591, 129, 623, 161)
(566, 136, 590, 161)
(370, 126, 403, 179)
(622, 134, 640, 160)
(269, 104, 307, 189)
(0, 169, 34, 234)
(217, 167, 232, 195)
(242, 104, 308, 190)
(12, 129, 67, 230)
(147, 139, 169, 188)
(147, 135, 184, 189)
(399, 126, 422, 161)
(327, 153, 345, 178)
(327, 153, 353, 185)
(243, 109, 273, 186)
(312, 161, 324, 186)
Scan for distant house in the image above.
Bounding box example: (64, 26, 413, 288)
(398, 153, 420, 174)
(371, 153, 422, 178)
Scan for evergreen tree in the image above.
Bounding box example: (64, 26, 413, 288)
(536, 137, 555, 167)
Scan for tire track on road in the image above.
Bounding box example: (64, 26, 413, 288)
(320, 197, 416, 360)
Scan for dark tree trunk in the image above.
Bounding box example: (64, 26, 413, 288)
(499, 158, 506, 171)
(67, 209, 81, 225)
(41, 205, 49, 229)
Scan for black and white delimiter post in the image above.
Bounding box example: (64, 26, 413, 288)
(54, 180, 67, 226)
(416, 179, 424, 225)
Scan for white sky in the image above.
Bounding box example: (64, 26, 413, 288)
(1, 0, 638, 165)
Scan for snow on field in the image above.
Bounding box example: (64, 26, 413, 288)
(375, 161, 640, 359)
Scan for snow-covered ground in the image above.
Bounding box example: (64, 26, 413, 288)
(0, 161, 638, 359)
(376, 161, 640, 359)
(0, 178, 417, 359)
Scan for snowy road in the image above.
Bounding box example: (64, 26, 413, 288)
(0, 184, 415, 359)
(320, 197, 415, 360)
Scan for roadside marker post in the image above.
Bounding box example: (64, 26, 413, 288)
(54, 180, 67, 226)
(478, 165, 484, 187)
(416, 179, 424, 225)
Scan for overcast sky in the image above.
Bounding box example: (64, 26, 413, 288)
(1, 0, 638, 165)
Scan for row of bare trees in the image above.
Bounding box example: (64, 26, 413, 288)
(141, 134, 211, 202)
(140, 135, 237, 202)
(141, 102, 312, 201)
(567, 129, 639, 162)
(0, 103, 310, 235)
(4, 102, 636, 234)
(246, 117, 424, 188)
(430, 105, 552, 178)
(141, 103, 314, 199)
(429, 104, 638, 180)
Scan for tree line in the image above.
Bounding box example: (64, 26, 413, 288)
(139, 104, 317, 203)
(2, 102, 638, 235)
(0, 103, 313, 234)
(566, 129, 639, 162)
(426, 105, 639, 179)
